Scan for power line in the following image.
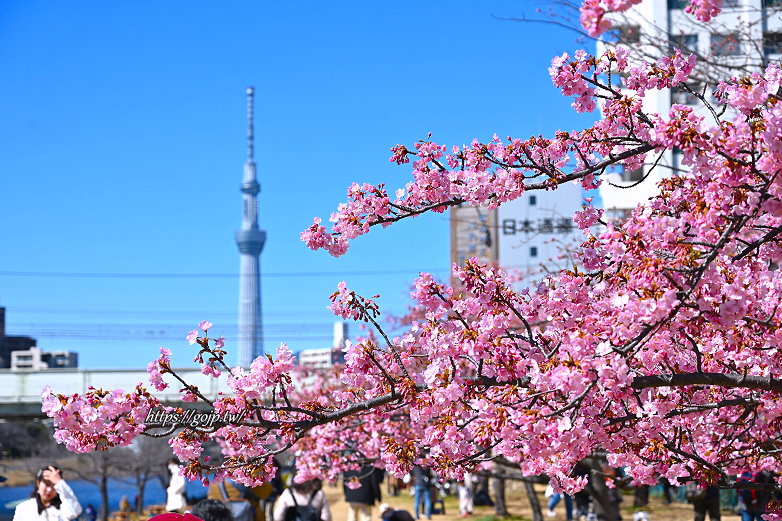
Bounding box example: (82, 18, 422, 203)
(5, 322, 340, 343)
(5, 307, 334, 318)
(12, 332, 334, 342)
(0, 268, 448, 279)
(10, 321, 335, 332)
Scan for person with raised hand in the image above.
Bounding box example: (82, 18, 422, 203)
(13, 465, 82, 521)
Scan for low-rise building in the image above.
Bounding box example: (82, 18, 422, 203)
(11, 347, 79, 370)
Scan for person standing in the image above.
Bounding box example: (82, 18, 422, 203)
(273, 479, 331, 521)
(658, 478, 673, 504)
(411, 466, 433, 521)
(692, 486, 721, 521)
(737, 471, 771, 521)
(546, 490, 573, 520)
(166, 458, 187, 513)
(208, 477, 272, 521)
(84, 504, 97, 521)
(13, 465, 82, 521)
(343, 466, 383, 521)
(457, 473, 474, 517)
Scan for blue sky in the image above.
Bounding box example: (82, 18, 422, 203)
(0, 1, 595, 369)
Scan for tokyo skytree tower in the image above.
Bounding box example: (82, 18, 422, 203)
(235, 87, 266, 366)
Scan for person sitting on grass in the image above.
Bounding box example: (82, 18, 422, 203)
(379, 503, 415, 521)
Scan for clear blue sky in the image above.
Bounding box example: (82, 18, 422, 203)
(0, 1, 596, 369)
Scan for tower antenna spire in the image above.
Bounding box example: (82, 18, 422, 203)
(246, 87, 254, 162)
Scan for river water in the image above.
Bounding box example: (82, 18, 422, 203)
(0, 477, 208, 520)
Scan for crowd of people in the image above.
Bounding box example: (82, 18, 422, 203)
(9, 461, 778, 521)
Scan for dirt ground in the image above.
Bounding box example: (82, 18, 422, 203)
(320, 482, 741, 521)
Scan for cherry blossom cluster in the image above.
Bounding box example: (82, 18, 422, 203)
(228, 343, 295, 400)
(685, 0, 724, 22)
(41, 384, 158, 453)
(328, 281, 380, 322)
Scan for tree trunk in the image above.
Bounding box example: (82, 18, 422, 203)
(492, 464, 509, 517)
(585, 469, 620, 521)
(136, 474, 147, 513)
(100, 475, 110, 521)
(525, 480, 544, 521)
(477, 474, 490, 495)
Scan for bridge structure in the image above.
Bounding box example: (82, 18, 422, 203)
(0, 368, 234, 419)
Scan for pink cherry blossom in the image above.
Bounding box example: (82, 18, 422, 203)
(199, 321, 213, 332)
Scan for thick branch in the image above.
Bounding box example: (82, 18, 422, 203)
(632, 372, 782, 392)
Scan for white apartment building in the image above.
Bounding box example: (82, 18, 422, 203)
(297, 322, 348, 369)
(598, 0, 782, 219)
(497, 182, 585, 283)
(450, 182, 585, 287)
(10, 347, 79, 371)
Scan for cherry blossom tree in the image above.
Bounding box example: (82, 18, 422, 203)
(509, 0, 782, 87)
(40, 0, 782, 518)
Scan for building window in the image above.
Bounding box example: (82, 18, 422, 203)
(556, 218, 575, 234)
(530, 246, 538, 257)
(668, 0, 687, 8)
(619, 165, 644, 182)
(606, 25, 641, 43)
(712, 33, 741, 56)
(609, 208, 634, 222)
(671, 84, 700, 105)
(723, 0, 741, 7)
(529, 195, 537, 206)
(670, 33, 697, 54)
(764, 33, 782, 55)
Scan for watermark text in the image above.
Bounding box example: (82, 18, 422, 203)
(145, 407, 246, 428)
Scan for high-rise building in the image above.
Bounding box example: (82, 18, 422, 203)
(598, 0, 782, 219)
(236, 87, 266, 367)
(0, 307, 36, 369)
(0, 307, 78, 370)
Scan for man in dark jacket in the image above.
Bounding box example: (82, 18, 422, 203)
(343, 465, 383, 521)
(691, 486, 721, 521)
(411, 466, 433, 520)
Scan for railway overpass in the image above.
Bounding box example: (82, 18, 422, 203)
(0, 368, 233, 419)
